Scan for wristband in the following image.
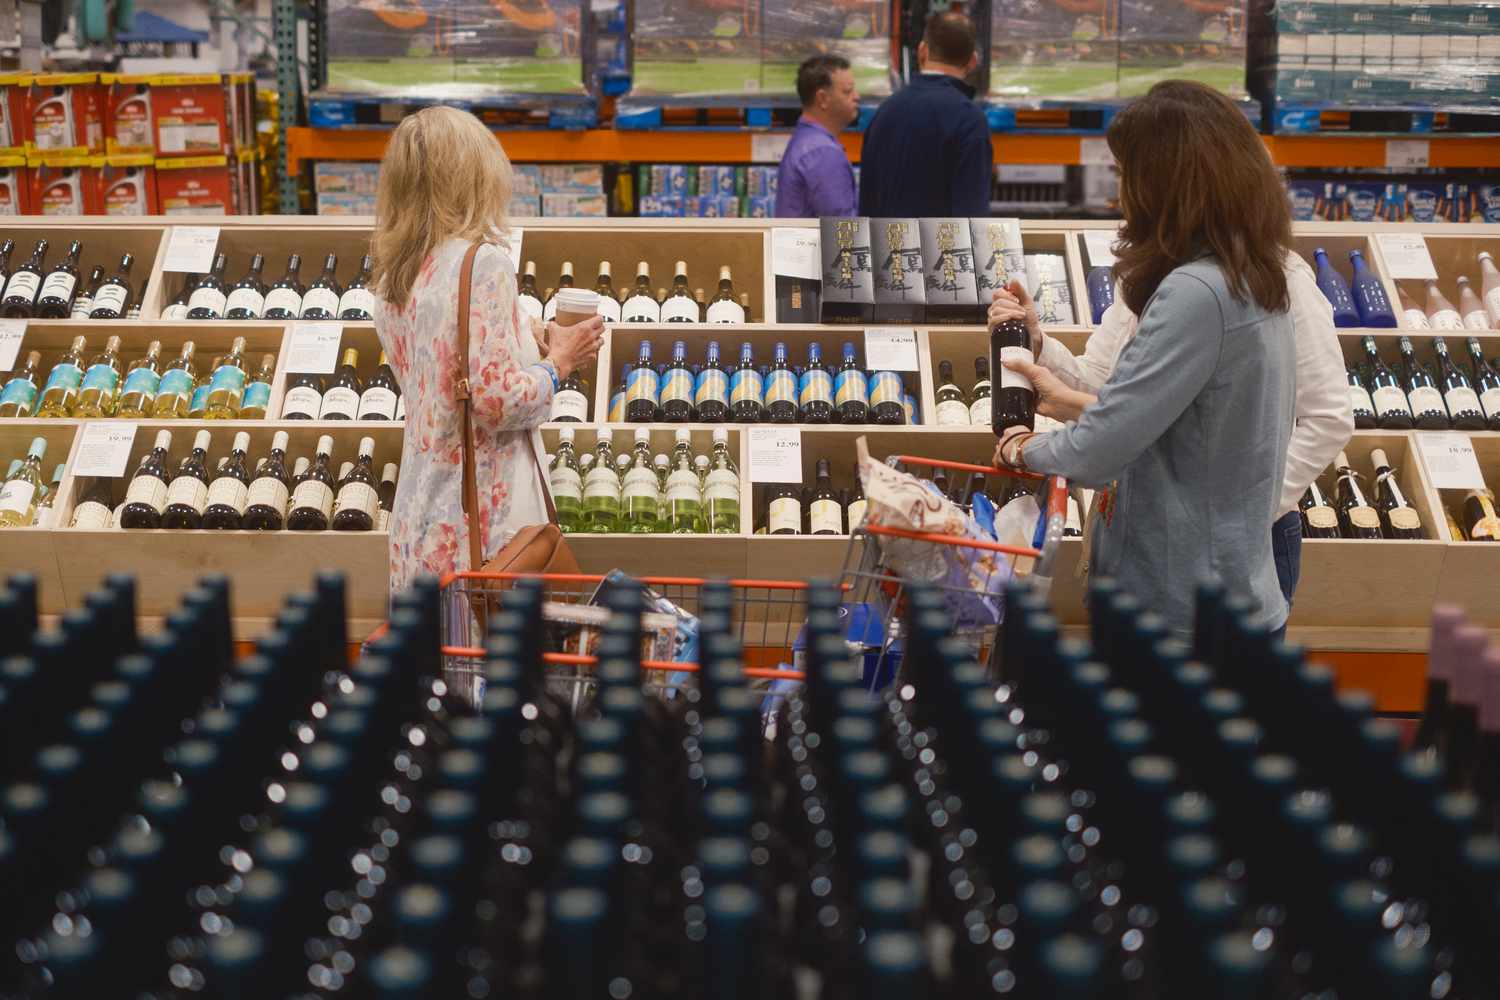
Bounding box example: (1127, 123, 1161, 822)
(534, 360, 559, 392)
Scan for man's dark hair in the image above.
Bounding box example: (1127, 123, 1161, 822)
(923, 10, 977, 66)
(796, 54, 852, 107)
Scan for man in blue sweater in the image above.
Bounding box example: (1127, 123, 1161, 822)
(858, 11, 992, 218)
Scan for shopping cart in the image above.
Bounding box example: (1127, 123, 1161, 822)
(840, 455, 1069, 689)
(435, 571, 819, 710)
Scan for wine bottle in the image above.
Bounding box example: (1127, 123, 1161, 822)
(661, 261, 697, 323)
(847, 472, 867, 531)
(73, 335, 125, 419)
(1462, 488, 1500, 541)
(318, 348, 362, 420)
(151, 342, 198, 419)
(703, 427, 739, 535)
(224, 253, 267, 319)
(621, 262, 660, 322)
(262, 254, 305, 319)
(764, 342, 799, 424)
(1432, 337, 1487, 431)
(162, 430, 212, 529)
(187, 357, 219, 419)
(593, 261, 621, 323)
(695, 341, 730, 423)
(0, 239, 47, 318)
(299, 253, 342, 320)
(1332, 452, 1383, 540)
(69, 264, 104, 318)
(287, 436, 336, 531)
(829, 342, 867, 425)
(1467, 337, 1500, 431)
(1396, 283, 1430, 330)
(517, 261, 545, 321)
(203, 432, 252, 530)
(1478, 252, 1500, 327)
(659, 340, 694, 422)
(550, 428, 583, 533)
(624, 341, 660, 423)
(1313, 248, 1360, 328)
(35, 335, 87, 418)
(338, 254, 375, 320)
(68, 477, 114, 529)
(1397, 336, 1450, 430)
(1458, 276, 1490, 331)
(1346, 365, 1377, 429)
(127, 280, 145, 319)
(160, 274, 194, 320)
(991, 303, 1035, 433)
(357, 352, 400, 421)
(332, 437, 379, 531)
(34, 239, 82, 318)
(1426, 280, 1464, 330)
(240, 354, 276, 420)
(111, 341, 164, 420)
(607, 363, 629, 423)
(730, 342, 764, 423)
(622, 429, 660, 533)
(0, 350, 42, 417)
(1348, 250, 1396, 327)
(706, 267, 746, 323)
(934, 360, 969, 426)
(1086, 264, 1115, 325)
(30, 462, 62, 527)
(541, 261, 575, 322)
(205, 336, 249, 420)
(0, 240, 14, 291)
(809, 458, 842, 535)
(768, 483, 801, 535)
(582, 429, 620, 532)
(376, 462, 398, 531)
(118, 432, 171, 529)
(799, 343, 834, 424)
(1368, 448, 1423, 540)
(869, 371, 905, 426)
(85, 253, 135, 321)
(243, 431, 291, 531)
(280, 370, 324, 420)
(1361, 337, 1413, 429)
(186, 253, 229, 320)
(0, 437, 46, 528)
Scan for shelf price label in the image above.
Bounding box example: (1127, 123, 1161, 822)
(1385, 139, 1430, 169)
(864, 328, 919, 371)
(772, 228, 821, 280)
(0, 319, 25, 371)
(286, 322, 344, 374)
(1082, 230, 1119, 268)
(748, 427, 803, 483)
(162, 226, 221, 273)
(1375, 233, 1438, 281)
(73, 422, 138, 478)
(1416, 432, 1487, 491)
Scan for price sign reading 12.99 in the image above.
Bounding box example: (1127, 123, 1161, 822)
(748, 427, 803, 483)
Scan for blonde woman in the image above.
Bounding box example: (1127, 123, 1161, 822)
(371, 106, 604, 597)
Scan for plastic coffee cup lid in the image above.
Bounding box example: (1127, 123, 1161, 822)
(554, 288, 600, 315)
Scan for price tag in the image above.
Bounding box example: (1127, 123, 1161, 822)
(1386, 139, 1430, 169)
(748, 427, 803, 483)
(864, 328, 919, 371)
(286, 322, 344, 374)
(1082, 230, 1119, 268)
(772, 228, 821, 280)
(750, 132, 792, 164)
(1416, 433, 1488, 491)
(161, 226, 220, 273)
(73, 422, 138, 478)
(1079, 137, 1114, 166)
(1375, 233, 1438, 281)
(0, 319, 25, 371)
(501, 228, 523, 272)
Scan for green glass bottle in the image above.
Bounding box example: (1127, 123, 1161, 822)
(582, 429, 620, 533)
(704, 427, 740, 535)
(549, 427, 584, 533)
(0, 437, 47, 528)
(665, 429, 705, 533)
(622, 428, 660, 533)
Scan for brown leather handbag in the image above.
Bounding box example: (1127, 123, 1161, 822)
(453, 242, 579, 620)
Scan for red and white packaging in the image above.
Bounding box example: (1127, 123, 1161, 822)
(27, 73, 104, 155)
(28, 155, 104, 215)
(0, 155, 29, 214)
(104, 74, 154, 154)
(149, 75, 231, 157)
(0, 73, 31, 150)
(102, 154, 158, 215)
(154, 154, 232, 214)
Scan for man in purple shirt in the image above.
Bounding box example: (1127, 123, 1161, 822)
(774, 55, 860, 218)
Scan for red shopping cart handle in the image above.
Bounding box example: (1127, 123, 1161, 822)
(887, 454, 1044, 481)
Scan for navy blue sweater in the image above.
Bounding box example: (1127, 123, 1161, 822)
(857, 73, 993, 219)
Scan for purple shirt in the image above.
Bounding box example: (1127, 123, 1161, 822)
(774, 118, 857, 218)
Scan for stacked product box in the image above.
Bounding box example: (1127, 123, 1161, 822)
(1286, 176, 1500, 222)
(636, 164, 777, 217)
(314, 160, 607, 216)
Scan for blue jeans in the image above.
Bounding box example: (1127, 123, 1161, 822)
(1270, 510, 1301, 641)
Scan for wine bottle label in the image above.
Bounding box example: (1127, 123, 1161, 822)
(834, 370, 868, 406)
(596, 296, 622, 323)
(809, 498, 842, 534)
(189, 383, 211, 414)
(622, 467, 659, 508)
(1389, 507, 1421, 532)
(660, 297, 700, 323)
(847, 498, 867, 529)
(968, 394, 990, 425)
(357, 387, 400, 420)
(206, 477, 249, 514)
(263, 287, 303, 315)
(768, 496, 801, 533)
(224, 287, 265, 317)
(1348, 505, 1380, 531)
(395, 395, 405, 421)
(764, 369, 797, 407)
(1402, 308, 1430, 330)
(706, 299, 746, 324)
(517, 293, 544, 322)
(705, 469, 738, 502)
(695, 369, 729, 408)
(42, 362, 83, 397)
(121, 366, 161, 401)
(607, 391, 625, 423)
(550, 466, 583, 501)
(209, 364, 246, 397)
(1407, 385, 1447, 415)
(549, 388, 589, 422)
(241, 381, 271, 412)
(187, 286, 227, 316)
(659, 368, 694, 407)
(80, 362, 120, 396)
(300, 287, 340, 316)
(666, 470, 701, 504)
(377, 508, 390, 531)
(161, 303, 189, 321)
(621, 295, 660, 323)
(1480, 387, 1500, 418)
(0, 377, 37, 413)
(337, 287, 376, 317)
(625, 367, 659, 405)
(246, 476, 290, 515)
(0, 480, 35, 515)
(1305, 505, 1337, 531)
(69, 499, 112, 529)
(124, 475, 168, 514)
(1429, 308, 1464, 331)
(91, 284, 128, 315)
(935, 399, 970, 426)
(1464, 310, 1490, 332)
(335, 482, 378, 519)
(38, 270, 76, 302)
(166, 476, 209, 513)
(318, 386, 360, 419)
(156, 368, 194, 402)
(868, 372, 904, 407)
(291, 480, 334, 519)
(1444, 385, 1482, 415)
(799, 369, 833, 408)
(730, 369, 763, 406)
(3, 270, 40, 303)
(1371, 384, 1412, 416)
(281, 385, 322, 418)
(111, 503, 125, 528)
(583, 468, 620, 501)
(1348, 385, 1374, 414)
(996, 345, 1034, 391)
(71, 297, 94, 319)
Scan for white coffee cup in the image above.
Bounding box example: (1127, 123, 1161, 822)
(554, 288, 601, 327)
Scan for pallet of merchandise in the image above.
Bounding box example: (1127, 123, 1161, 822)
(306, 92, 598, 131)
(981, 98, 1261, 134)
(1268, 102, 1500, 136)
(614, 98, 878, 132)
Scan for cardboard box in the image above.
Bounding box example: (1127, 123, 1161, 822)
(28, 155, 103, 214)
(101, 154, 157, 215)
(970, 217, 1027, 302)
(919, 218, 981, 324)
(0, 73, 31, 151)
(154, 154, 232, 214)
(870, 218, 925, 324)
(103, 74, 154, 154)
(819, 217, 874, 324)
(27, 73, 104, 156)
(0, 154, 29, 214)
(150, 75, 231, 157)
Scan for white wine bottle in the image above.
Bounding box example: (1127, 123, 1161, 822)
(318, 349, 362, 420)
(240, 354, 276, 420)
(205, 336, 249, 420)
(243, 431, 292, 531)
(0, 437, 47, 528)
(549, 428, 583, 533)
(704, 427, 739, 535)
(376, 462, 398, 531)
(73, 335, 125, 419)
(151, 342, 198, 419)
(705, 266, 746, 324)
(664, 429, 705, 534)
(115, 341, 164, 420)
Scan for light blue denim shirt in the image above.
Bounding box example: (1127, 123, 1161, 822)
(1025, 257, 1297, 634)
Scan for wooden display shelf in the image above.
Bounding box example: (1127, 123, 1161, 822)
(0, 421, 79, 614)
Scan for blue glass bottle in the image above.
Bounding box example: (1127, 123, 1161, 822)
(659, 340, 694, 422)
(624, 341, 660, 422)
(729, 343, 763, 423)
(799, 342, 833, 423)
(764, 342, 799, 424)
(695, 340, 729, 422)
(835, 341, 869, 424)
(1314, 248, 1361, 328)
(607, 363, 629, 423)
(1086, 265, 1115, 325)
(1348, 250, 1397, 327)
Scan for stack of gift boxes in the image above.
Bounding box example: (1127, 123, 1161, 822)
(0, 72, 258, 216)
(314, 161, 608, 216)
(637, 164, 784, 218)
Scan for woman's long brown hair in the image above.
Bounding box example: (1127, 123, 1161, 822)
(1107, 80, 1293, 317)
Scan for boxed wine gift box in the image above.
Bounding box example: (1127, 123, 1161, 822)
(870, 218, 926, 324)
(970, 217, 1027, 307)
(819, 217, 875, 324)
(919, 218, 982, 324)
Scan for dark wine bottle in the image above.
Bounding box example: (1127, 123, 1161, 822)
(1332, 451, 1383, 540)
(318, 348, 362, 420)
(1298, 482, 1341, 539)
(730, 342, 764, 423)
(836, 342, 869, 424)
(764, 341, 799, 424)
(768, 483, 801, 535)
(1369, 448, 1423, 540)
(1397, 335, 1450, 430)
(1362, 336, 1413, 430)
(1346, 365, 1377, 430)
(262, 253, 305, 319)
(186, 253, 229, 320)
(88, 253, 135, 319)
(331, 437, 378, 531)
(34, 238, 82, 318)
(287, 435, 335, 530)
(991, 313, 1034, 433)
(1432, 336, 1487, 431)
(161, 430, 212, 529)
(299, 252, 341, 319)
(224, 253, 267, 319)
(337, 254, 374, 319)
(118, 430, 172, 529)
